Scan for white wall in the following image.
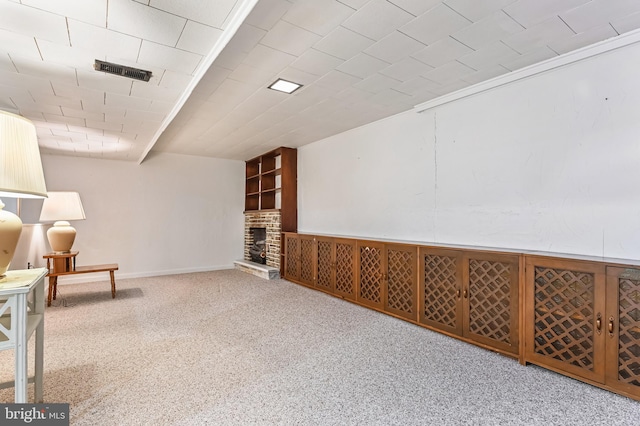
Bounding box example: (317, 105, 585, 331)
(13, 152, 245, 281)
(299, 40, 640, 260)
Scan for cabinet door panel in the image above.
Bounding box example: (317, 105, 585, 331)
(385, 244, 417, 321)
(284, 234, 299, 281)
(316, 237, 334, 292)
(525, 258, 605, 383)
(419, 248, 463, 335)
(465, 254, 519, 354)
(606, 267, 640, 398)
(334, 239, 356, 300)
(358, 241, 385, 309)
(299, 235, 315, 286)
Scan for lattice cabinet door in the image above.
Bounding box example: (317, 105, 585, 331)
(334, 238, 357, 301)
(605, 267, 640, 399)
(419, 248, 464, 336)
(464, 253, 520, 355)
(283, 233, 300, 281)
(524, 257, 606, 383)
(384, 244, 417, 321)
(315, 236, 335, 293)
(358, 241, 385, 309)
(298, 235, 315, 287)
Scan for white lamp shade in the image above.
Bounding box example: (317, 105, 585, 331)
(0, 110, 47, 198)
(39, 191, 86, 222)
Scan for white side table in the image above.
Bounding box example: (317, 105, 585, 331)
(0, 268, 47, 403)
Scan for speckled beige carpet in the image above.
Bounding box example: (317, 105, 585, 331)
(0, 270, 638, 425)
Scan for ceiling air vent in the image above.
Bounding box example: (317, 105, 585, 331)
(94, 60, 152, 82)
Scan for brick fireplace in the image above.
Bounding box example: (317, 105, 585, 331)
(243, 211, 281, 270)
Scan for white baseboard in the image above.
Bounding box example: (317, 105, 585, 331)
(53, 264, 235, 285)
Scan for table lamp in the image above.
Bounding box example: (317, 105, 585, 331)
(39, 191, 86, 253)
(0, 110, 48, 277)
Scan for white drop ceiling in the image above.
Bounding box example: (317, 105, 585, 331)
(1, 0, 640, 162)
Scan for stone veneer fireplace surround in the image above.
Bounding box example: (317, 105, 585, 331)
(243, 211, 281, 270)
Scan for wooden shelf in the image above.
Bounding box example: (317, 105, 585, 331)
(244, 147, 297, 232)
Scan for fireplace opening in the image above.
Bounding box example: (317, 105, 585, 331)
(249, 227, 267, 264)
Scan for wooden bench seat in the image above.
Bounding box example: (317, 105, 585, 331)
(47, 263, 119, 306)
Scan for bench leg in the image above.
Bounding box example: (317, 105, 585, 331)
(47, 276, 56, 307)
(110, 270, 116, 298)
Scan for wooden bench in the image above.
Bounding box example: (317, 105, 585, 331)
(44, 252, 119, 307)
(46, 262, 119, 307)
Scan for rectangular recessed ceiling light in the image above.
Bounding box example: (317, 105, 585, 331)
(268, 78, 302, 94)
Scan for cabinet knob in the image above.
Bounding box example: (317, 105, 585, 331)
(456, 289, 461, 298)
(595, 313, 602, 334)
(463, 289, 468, 299)
(608, 317, 615, 335)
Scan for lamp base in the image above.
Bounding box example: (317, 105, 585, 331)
(47, 221, 77, 253)
(0, 200, 23, 277)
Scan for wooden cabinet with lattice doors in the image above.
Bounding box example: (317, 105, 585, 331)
(357, 240, 386, 310)
(384, 244, 418, 321)
(525, 258, 607, 384)
(606, 266, 640, 399)
(315, 237, 357, 300)
(419, 247, 464, 336)
(283, 233, 314, 286)
(419, 248, 519, 356)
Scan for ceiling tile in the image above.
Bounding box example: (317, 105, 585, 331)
(282, 0, 355, 36)
(369, 88, 413, 107)
(314, 70, 362, 91)
(342, 0, 415, 41)
(458, 41, 521, 70)
(461, 65, 509, 85)
(394, 76, 441, 96)
(68, 19, 141, 63)
(0, 52, 15, 72)
(105, 93, 152, 110)
(423, 61, 475, 86)
(364, 31, 426, 63)
(503, 16, 575, 54)
(0, 1, 69, 45)
(259, 20, 322, 56)
(30, 93, 81, 109)
(277, 67, 321, 87)
(12, 55, 78, 86)
(227, 63, 274, 87)
(43, 113, 87, 127)
(387, 0, 442, 16)
(501, 46, 557, 71)
(399, 4, 472, 45)
(336, 53, 390, 79)
(379, 57, 433, 82)
(0, 28, 42, 59)
(353, 73, 402, 94)
(452, 11, 524, 51)
(548, 24, 618, 54)
(138, 40, 203, 75)
(504, 0, 590, 29)
(149, 0, 237, 28)
(242, 44, 297, 73)
(411, 37, 473, 68)
(157, 70, 192, 90)
(313, 26, 375, 60)
(108, 0, 186, 47)
(177, 21, 223, 55)
(243, 0, 291, 31)
(611, 12, 640, 35)
(60, 107, 105, 121)
(290, 48, 344, 76)
(0, 69, 54, 96)
(130, 82, 182, 103)
(22, 0, 107, 27)
(336, 0, 369, 8)
(444, 0, 518, 22)
(560, 0, 640, 34)
(37, 39, 98, 71)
